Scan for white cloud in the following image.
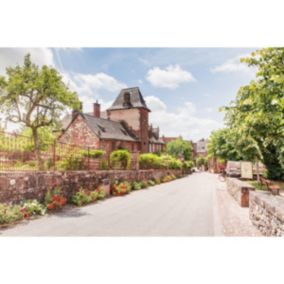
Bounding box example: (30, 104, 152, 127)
(145, 96, 222, 141)
(61, 72, 126, 113)
(0, 48, 55, 75)
(146, 64, 196, 89)
(62, 72, 126, 99)
(145, 96, 167, 112)
(211, 54, 255, 75)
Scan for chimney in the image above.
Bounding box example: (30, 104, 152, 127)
(93, 100, 101, 118)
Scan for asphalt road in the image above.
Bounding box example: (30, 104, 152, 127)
(1, 172, 222, 236)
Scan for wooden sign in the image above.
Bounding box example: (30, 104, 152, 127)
(241, 161, 253, 179)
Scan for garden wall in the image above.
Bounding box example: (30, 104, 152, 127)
(249, 191, 284, 236)
(226, 178, 255, 207)
(0, 169, 183, 204)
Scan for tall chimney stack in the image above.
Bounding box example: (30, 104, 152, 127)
(93, 100, 101, 118)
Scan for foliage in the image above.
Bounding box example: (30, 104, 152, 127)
(20, 127, 56, 152)
(148, 180, 156, 186)
(139, 153, 183, 170)
(45, 187, 67, 210)
(207, 128, 241, 161)
(110, 149, 131, 170)
(132, 181, 142, 190)
(182, 160, 194, 170)
(139, 153, 162, 169)
(161, 175, 174, 183)
(80, 149, 105, 159)
(195, 156, 208, 168)
(112, 181, 132, 196)
(71, 188, 92, 206)
(166, 138, 193, 160)
(70, 186, 105, 206)
(0, 203, 24, 225)
(96, 187, 106, 200)
(57, 154, 85, 171)
(0, 54, 80, 169)
(140, 180, 149, 188)
(21, 199, 46, 216)
(222, 48, 284, 180)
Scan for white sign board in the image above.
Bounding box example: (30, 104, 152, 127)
(241, 161, 253, 179)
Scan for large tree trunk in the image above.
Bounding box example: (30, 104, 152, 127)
(32, 128, 44, 170)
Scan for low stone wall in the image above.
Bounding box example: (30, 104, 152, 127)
(249, 191, 284, 236)
(0, 169, 183, 204)
(226, 178, 255, 207)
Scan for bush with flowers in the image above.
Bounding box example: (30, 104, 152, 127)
(111, 181, 131, 196)
(45, 187, 67, 210)
(71, 188, 92, 206)
(20, 199, 46, 217)
(0, 203, 24, 225)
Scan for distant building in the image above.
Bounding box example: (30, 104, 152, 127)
(59, 87, 165, 154)
(193, 138, 208, 157)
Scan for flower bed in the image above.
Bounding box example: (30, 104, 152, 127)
(111, 181, 131, 196)
(0, 170, 185, 228)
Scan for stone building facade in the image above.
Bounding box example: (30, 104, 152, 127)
(59, 87, 164, 154)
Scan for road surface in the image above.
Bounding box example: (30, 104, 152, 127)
(0, 172, 259, 236)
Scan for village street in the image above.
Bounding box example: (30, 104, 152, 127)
(0, 172, 260, 236)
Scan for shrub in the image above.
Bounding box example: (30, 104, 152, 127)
(57, 155, 85, 171)
(132, 181, 142, 190)
(21, 200, 46, 216)
(110, 150, 131, 170)
(161, 175, 173, 183)
(148, 180, 156, 186)
(96, 186, 106, 200)
(71, 188, 92, 206)
(112, 181, 131, 196)
(154, 177, 161, 184)
(139, 153, 162, 169)
(80, 149, 105, 159)
(89, 190, 99, 201)
(0, 204, 24, 225)
(45, 187, 67, 210)
(183, 161, 194, 170)
(140, 180, 149, 189)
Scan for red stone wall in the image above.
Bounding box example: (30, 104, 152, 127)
(59, 115, 99, 148)
(0, 169, 183, 204)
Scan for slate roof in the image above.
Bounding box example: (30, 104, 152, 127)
(82, 113, 138, 142)
(107, 87, 150, 111)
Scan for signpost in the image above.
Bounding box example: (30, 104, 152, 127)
(241, 161, 253, 179)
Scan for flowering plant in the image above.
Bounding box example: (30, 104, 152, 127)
(45, 187, 67, 210)
(21, 199, 46, 217)
(112, 181, 131, 196)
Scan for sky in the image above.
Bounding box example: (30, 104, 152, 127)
(0, 47, 257, 141)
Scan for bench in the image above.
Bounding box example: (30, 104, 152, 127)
(259, 176, 280, 195)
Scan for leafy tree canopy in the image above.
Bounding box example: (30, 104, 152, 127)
(166, 138, 193, 161)
(220, 48, 284, 180)
(0, 54, 81, 168)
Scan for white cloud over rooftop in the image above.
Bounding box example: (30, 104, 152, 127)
(146, 64, 196, 89)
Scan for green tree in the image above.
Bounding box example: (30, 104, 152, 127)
(0, 54, 80, 169)
(166, 138, 193, 160)
(207, 128, 240, 161)
(224, 48, 284, 180)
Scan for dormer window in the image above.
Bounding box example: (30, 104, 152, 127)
(123, 92, 132, 107)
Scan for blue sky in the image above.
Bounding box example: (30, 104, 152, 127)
(0, 48, 257, 141)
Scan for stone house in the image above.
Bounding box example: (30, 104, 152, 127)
(59, 87, 165, 155)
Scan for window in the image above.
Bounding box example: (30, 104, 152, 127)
(123, 92, 131, 107)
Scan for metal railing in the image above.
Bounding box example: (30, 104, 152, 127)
(0, 131, 139, 171)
